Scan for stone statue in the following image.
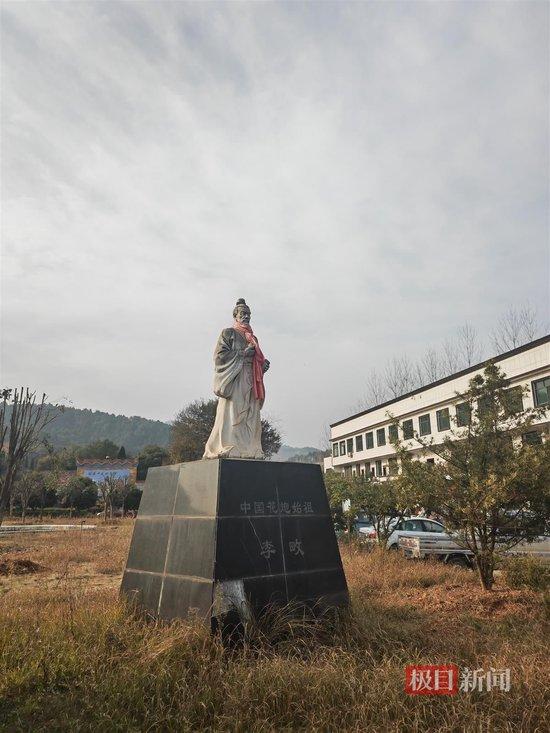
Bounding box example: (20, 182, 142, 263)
(203, 299, 270, 459)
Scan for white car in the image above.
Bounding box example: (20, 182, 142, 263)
(359, 516, 448, 550)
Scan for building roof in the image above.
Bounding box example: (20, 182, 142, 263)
(330, 334, 550, 429)
(76, 458, 137, 468)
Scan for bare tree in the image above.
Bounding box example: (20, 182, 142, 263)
(400, 355, 416, 394)
(0, 389, 61, 525)
(519, 304, 542, 341)
(384, 356, 415, 399)
(456, 323, 482, 367)
(115, 477, 134, 518)
(414, 360, 427, 388)
(0, 390, 9, 461)
(492, 304, 542, 354)
(319, 424, 332, 453)
(492, 306, 523, 353)
(442, 338, 459, 375)
(362, 368, 388, 408)
(420, 348, 441, 383)
(98, 476, 119, 521)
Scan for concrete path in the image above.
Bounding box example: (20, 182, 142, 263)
(0, 524, 96, 535)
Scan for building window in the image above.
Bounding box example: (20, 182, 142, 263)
(365, 431, 374, 449)
(419, 414, 431, 436)
(355, 434, 364, 452)
(388, 424, 398, 443)
(436, 408, 450, 432)
(365, 461, 371, 476)
(375, 460, 382, 477)
(402, 419, 414, 439)
(532, 377, 550, 407)
(426, 458, 435, 465)
(456, 402, 471, 427)
(388, 457, 398, 476)
(504, 386, 524, 415)
(523, 431, 542, 445)
(332, 443, 338, 458)
(339, 441, 345, 455)
(346, 438, 353, 455)
(376, 428, 386, 446)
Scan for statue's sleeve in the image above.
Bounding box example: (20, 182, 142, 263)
(212, 328, 244, 399)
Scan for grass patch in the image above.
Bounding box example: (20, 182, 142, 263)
(503, 555, 550, 592)
(0, 527, 547, 731)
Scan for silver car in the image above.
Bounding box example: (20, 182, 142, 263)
(358, 516, 447, 549)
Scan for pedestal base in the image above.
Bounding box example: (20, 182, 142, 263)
(120, 459, 349, 625)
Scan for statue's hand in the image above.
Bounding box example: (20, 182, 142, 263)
(263, 359, 270, 373)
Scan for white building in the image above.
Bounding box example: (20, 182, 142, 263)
(324, 335, 550, 478)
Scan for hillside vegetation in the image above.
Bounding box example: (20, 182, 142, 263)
(4, 402, 319, 459)
(4, 404, 171, 453)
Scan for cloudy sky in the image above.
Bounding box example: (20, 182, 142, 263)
(2, 1, 548, 446)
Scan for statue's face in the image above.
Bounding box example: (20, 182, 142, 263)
(235, 306, 251, 324)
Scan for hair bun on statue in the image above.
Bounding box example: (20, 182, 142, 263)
(233, 298, 250, 318)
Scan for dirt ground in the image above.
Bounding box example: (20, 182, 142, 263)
(0, 520, 131, 595)
(0, 520, 545, 626)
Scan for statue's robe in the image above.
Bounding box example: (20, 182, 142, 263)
(203, 328, 264, 459)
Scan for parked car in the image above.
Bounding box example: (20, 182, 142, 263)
(358, 516, 448, 550)
(398, 535, 474, 568)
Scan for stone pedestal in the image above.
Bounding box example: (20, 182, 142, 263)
(120, 459, 349, 626)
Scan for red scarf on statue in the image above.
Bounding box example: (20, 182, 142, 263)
(233, 321, 266, 402)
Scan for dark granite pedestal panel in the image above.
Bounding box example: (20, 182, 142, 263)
(120, 459, 349, 625)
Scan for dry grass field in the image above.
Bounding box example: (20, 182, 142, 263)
(0, 521, 548, 732)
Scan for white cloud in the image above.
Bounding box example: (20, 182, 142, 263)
(1, 1, 548, 444)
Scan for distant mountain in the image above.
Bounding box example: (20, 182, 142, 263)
(5, 404, 171, 454)
(6, 402, 322, 460)
(273, 445, 323, 462)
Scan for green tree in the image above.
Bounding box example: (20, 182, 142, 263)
(36, 441, 71, 520)
(13, 471, 43, 523)
(361, 476, 424, 547)
(170, 399, 282, 461)
(137, 445, 169, 481)
(36, 445, 77, 472)
(78, 439, 120, 460)
(59, 476, 98, 512)
(396, 363, 550, 590)
(324, 471, 420, 544)
(124, 485, 142, 511)
(28, 481, 58, 514)
(260, 418, 282, 460)
(324, 470, 351, 530)
(117, 446, 127, 459)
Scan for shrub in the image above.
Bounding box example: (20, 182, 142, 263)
(503, 555, 550, 592)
